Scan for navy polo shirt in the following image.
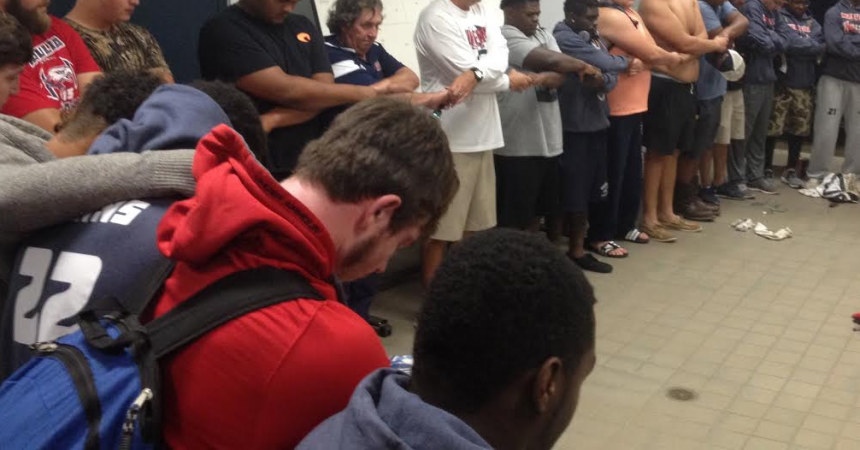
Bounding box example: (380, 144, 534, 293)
(324, 36, 405, 86)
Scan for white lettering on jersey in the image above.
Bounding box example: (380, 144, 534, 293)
(77, 200, 151, 225)
(13, 248, 103, 344)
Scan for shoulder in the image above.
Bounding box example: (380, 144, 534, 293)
(117, 22, 158, 40)
(287, 13, 316, 30)
(202, 6, 246, 33)
(50, 16, 84, 40)
(501, 24, 527, 40)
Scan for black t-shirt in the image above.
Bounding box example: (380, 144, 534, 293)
(198, 6, 332, 176)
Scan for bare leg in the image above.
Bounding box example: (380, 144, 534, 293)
(657, 151, 681, 223)
(677, 155, 699, 186)
(567, 212, 588, 259)
(713, 143, 729, 186)
(700, 148, 714, 187)
(642, 150, 664, 227)
(422, 239, 447, 288)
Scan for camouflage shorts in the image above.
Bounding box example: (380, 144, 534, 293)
(768, 86, 813, 137)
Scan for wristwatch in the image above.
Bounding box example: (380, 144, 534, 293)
(469, 67, 484, 82)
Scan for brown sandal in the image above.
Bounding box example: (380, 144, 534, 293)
(639, 224, 677, 243)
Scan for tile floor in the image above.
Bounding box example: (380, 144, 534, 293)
(371, 181, 860, 449)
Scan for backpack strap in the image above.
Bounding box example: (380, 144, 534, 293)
(144, 266, 323, 359)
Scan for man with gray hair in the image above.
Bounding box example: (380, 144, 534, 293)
(323, 0, 452, 114)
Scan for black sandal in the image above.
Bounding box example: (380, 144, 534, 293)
(570, 254, 613, 273)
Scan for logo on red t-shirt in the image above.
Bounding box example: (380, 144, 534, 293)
(29, 36, 66, 67)
(38, 57, 79, 107)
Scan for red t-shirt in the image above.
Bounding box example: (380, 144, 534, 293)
(153, 126, 390, 449)
(1, 16, 101, 118)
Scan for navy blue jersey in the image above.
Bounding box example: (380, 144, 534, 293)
(324, 36, 405, 86)
(1, 198, 175, 378)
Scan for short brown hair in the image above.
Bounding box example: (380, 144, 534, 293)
(0, 12, 32, 67)
(295, 97, 458, 237)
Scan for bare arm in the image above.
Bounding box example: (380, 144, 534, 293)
(598, 8, 681, 66)
(719, 10, 749, 41)
(375, 67, 420, 93)
(532, 71, 568, 89)
(522, 46, 591, 74)
(260, 108, 321, 132)
(21, 109, 62, 134)
(640, 0, 726, 55)
(77, 72, 102, 93)
(236, 67, 377, 111)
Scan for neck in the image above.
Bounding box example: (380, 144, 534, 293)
(45, 133, 95, 158)
(409, 378, 531, 450)
(337, 33, 366, 59)
(450, 0, 472, 11)
(280, 176, 360, 263)
(66, 2, 114, 31)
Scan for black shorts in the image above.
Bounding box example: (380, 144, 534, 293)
(643, 76, 697, 156)
(560, 131, 608, 214)
(495, 155, 561, 229)
(688, 96, 724, 158)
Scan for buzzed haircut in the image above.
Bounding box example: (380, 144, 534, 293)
(564, 0, 599, 15)
(412, 228, 597, 413)
(0, 12, 32, 67)
(188, 80, 268, 164)
(60, 71, 164, 138)
(295, 97, 458, 238)
(500, 0, 539, 9)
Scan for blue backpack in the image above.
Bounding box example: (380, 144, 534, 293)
(0, 266, 321, 449)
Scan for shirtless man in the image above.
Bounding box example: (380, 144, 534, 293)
(638, 0, 729, 242)
(589, 0, 685, 256)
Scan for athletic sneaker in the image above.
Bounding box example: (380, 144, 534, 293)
(699, 186, 720, 205)
(716, 183, 754, 200)
(748, 177, 778, 195)
(780, 169, 804, 189)
(764, 168, 774, 180)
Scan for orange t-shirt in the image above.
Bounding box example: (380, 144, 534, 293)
(604, 7, 652, 117)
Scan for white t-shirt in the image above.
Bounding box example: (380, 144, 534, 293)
(414, 0, 510, 153)
(496, 25, 563, 158)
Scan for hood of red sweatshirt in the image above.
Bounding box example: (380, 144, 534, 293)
(156, 125, 336, 294)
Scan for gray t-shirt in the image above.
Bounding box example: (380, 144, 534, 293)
(496, 25, 563, 158)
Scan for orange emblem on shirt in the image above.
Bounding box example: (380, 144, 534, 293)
(297, 32, 312, 43)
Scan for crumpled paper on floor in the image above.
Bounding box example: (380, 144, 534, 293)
(731, 218, 793, 241)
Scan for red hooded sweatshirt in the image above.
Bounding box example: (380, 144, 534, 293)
(152, 125, 389, 449)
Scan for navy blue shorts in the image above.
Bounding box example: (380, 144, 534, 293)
(560, 130, 608, 214)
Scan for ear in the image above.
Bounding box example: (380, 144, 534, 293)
(359, 194, 402, 233)
(532, 357, 564, 414)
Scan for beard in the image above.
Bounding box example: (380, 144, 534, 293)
(337, 231, 385, 282)
(7, 0, 51, 35)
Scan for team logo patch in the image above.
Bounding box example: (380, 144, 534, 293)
(297, 32, 312, 43)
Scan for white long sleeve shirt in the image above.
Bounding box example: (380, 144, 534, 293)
(414, 0, 510, 152)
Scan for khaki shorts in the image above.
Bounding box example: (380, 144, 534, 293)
(715, 89, 745, 145)
(431, 150, 496, 242)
